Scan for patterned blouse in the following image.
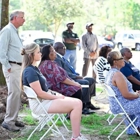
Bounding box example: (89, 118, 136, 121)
(94, 56, 111, 83)
(39, 60, 80, 97)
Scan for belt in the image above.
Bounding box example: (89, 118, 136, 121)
(9, 61, 22, 66)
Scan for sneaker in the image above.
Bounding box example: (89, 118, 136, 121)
(2, 121, 20, 132)
(71, 134, 88, 140)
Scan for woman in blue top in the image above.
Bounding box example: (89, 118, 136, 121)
(106, 51, 140, 135)
(21, 42, 87, 140)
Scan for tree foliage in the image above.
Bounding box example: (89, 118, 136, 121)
(15, 0, 84, 36)
(8, 0, 140, 36)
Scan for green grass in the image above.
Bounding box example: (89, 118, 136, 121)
(96, 87, 104, 93)
(14, 105, 139, 140)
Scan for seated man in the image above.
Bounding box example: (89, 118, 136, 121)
(53, 42, 100, 110)
(120, 48, 140, 91)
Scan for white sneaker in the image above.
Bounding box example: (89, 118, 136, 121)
(71, 134, 88, 140)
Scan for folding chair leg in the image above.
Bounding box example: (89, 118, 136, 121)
(116, 117, 138, 140)
(27, 121, 43, 140)
(61, 114, 69, 124)
(108, 117, 126, 139)
(40, 118, 65, 140)
(107, 114, 118, 125)
(58, 114, 69, 132)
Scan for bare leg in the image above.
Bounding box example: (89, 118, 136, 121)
(48, 97, 82, 138)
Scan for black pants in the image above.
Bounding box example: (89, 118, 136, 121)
(71, 89, 82, 100)
(75, 77, 96, 103)
(132, 82, 140, 91)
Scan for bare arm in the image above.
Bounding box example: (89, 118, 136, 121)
(112, 71, 139, 100)
(62, 78, 81, 88)
(30, 81, 64, 100)
(63, 38, 74, 43)
(69, 38, 80, 43)
(63, 38, 79, 44)
(127, 75, 140, 85)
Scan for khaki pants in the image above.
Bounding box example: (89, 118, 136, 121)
(2, 63, 22, 123)
(82, 58, 96, 79)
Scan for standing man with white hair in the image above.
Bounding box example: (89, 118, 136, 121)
(81, 23, 99, 78)
(0, 10, 25, 131)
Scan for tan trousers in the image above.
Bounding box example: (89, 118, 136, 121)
(2, 63, 22, 124)
(82, 58, 96, 79)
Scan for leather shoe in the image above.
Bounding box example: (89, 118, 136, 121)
(87, 103, 100, 110)
(2, 121, 20, 132)
(15, 121, 25, 127)
(82, 108, 95, 115)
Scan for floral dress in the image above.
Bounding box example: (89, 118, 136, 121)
(106, 68, 140, 134)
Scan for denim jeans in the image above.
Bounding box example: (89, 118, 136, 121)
(64, 49, 77, 70)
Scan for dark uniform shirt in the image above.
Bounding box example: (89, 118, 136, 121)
(22, 65, 48, 92)
(62, 30, 78, 50)
(120, 61, 140, 81)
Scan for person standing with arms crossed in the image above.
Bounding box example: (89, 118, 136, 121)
(62, 22, 80, 70)
(81, 23, 99, 78)
(0, 10, 25, 131)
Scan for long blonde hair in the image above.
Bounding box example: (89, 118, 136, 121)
(20, 42, 40, 89)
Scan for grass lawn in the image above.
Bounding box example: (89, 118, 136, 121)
(10, 105, 139, 140)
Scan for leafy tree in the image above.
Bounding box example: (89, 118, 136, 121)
(9, 0, 140, 36)
(44, 0, 83, 36)
(19, 0, 83, 36)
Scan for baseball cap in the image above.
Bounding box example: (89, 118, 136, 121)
(66, 22, 74, 26)
(86, 23, 94, 28)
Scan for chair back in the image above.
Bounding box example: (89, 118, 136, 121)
(103, 84, 116, 97)
(103, 83, 128, 114)
(23, 86, 37, 99)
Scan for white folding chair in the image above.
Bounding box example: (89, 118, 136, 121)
(103, 83, 140, 140)
(106, 111, 118, 126)
(23, 86, 67, 140)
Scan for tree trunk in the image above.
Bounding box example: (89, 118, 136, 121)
(0, 0, 9, 85)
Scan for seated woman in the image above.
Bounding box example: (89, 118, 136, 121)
(93, 46, 112, 83)
(106, 51, 140, 135)
(21, 42, 87, 140)
(39, 45, 93, 115)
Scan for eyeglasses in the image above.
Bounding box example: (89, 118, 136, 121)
(114, 57, 123, 61)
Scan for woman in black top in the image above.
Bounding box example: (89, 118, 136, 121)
(21, 42, 87, 140)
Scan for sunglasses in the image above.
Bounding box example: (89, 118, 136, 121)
(114, 57, 123, 61)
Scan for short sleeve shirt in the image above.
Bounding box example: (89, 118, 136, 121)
(62, 30, 78, 50)
(120, 61, 140, 81)
(22, 65, 48, 92)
